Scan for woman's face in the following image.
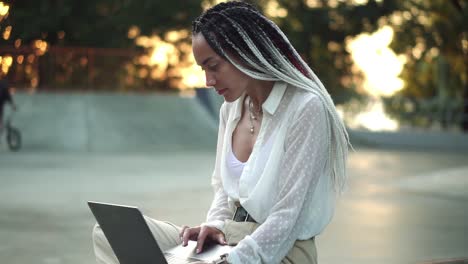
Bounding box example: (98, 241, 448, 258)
(192, 33, 251, 102)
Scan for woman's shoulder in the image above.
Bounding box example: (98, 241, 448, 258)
(218, 100, 238, 120)
(288, 85, 325, 113)
(219, 100, 234, 114)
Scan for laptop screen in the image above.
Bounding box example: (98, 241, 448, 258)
(88, 201, 168, 264)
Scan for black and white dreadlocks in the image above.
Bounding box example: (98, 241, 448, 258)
(193, 1, 350, 192)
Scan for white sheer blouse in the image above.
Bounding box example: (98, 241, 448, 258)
(203, 81, 336, 264)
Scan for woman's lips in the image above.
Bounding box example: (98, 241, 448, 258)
(217, 88, 228, 95)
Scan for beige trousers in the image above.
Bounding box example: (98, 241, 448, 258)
(92, 217, 317, 264)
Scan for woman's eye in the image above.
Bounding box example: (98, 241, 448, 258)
(207, 63, 218, 71)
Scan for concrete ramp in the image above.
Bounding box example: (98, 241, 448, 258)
(348, 129, 468, 151)
(9, 93, 218, 152)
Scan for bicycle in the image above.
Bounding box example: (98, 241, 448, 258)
(1, 112, 22, 151)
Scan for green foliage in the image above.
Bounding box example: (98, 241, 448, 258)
(383, 0, 467, 129)
(2, 0, 203, 90)
(254, 0, 398, 104)
(5, 0, 203, 47)
(5, 0, 466, 130)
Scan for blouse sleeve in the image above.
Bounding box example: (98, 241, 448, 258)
(203, 103, 234, 231)
(228, 96, 330, 264)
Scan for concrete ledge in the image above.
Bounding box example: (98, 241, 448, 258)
(8, 92, 468, 153)
(420, 258, 468, 264)
(349, 129, 468, 151)
(8, 92, 218, 152)
(392, 166, 468, 200)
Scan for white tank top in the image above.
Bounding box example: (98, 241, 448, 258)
(227, 146, 247, 178)
(226, 133, 276, 200)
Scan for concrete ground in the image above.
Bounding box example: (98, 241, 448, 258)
(0, 147, 467, 264)
(1, 92, 467, 264)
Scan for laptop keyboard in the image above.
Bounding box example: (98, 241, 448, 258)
(165, 253, 198, 264)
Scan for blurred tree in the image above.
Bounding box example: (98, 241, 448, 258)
(382, 0, 467, 130)
(4, 0, 202, 47)
(3, 0, 401, 100)
(8, 0, 466, 131)
(1, 0, 203, 89)
(252, 0, 398, 104)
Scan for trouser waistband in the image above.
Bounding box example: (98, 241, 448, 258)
(232, 204, 256, 223)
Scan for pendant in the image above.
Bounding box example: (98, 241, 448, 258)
(250, 127, 254, 134)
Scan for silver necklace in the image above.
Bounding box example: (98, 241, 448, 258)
(247, 96, 261, 134)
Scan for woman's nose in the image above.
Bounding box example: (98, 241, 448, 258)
(205, 72, 216, 87)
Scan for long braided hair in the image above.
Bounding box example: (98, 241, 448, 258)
(192, 1, 350, 192)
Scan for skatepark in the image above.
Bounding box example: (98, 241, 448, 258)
(0, 91, 467, 264)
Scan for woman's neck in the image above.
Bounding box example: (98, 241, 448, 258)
(245, 80, 274, 110)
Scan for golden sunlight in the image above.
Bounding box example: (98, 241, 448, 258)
(0, 2, 9, 17)
(265, 0, 288, 18)
(1, 55, 13, 74)
(202, 0, 225, 10)
(3, 25, 11, 40)
(344, 26, 405, 131)
(352, 100, 398, 131)
(347, 26, 405, 97)
(177, 59, 205, 89)
(165, 30, 189, 43)
(150, 41, 177, 67)
(134, 29, 205, 90)
(33, 39, 48, 55)
(127, 26, 140, 39)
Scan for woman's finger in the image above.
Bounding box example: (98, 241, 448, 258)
(182, 228, 193, 246)
(179, 225, 189, 238)
(215, 232, 227, 245)
(196, 228, 208, 253)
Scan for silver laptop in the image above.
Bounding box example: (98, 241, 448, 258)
(88, 201, 232, 264)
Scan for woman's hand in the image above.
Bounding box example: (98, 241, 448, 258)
(180, 225, 227, 253)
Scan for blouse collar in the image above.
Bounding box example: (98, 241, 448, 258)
(232, 81, 287, 120)
(262, 81, 287, 115)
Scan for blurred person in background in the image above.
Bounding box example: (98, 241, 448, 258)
(0, 80, 17, 135)
(93, 1, 350, 263)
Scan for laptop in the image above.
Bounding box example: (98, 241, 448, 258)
(88, 201, 232, 264)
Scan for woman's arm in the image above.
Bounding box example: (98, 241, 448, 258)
(204, 103, 233, 230)
(228, 96, 330, 264)
(181, 103, 233, 251)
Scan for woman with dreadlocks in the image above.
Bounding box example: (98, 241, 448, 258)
(92, 1, 349, 263)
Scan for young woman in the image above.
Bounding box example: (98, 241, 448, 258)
(93, 1, 349, 263)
